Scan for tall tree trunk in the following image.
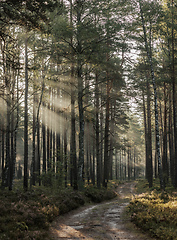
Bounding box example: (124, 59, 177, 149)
(24, 37, 28, 191)
(109, 101, 114, 181)
(47, 87, 51, 171)
(77, 0, 84, 190)
(52, 89, 56, 172)
(134, 147, 136, 180)
(95, 72, 101, 188)
(37, 118, 41, 186)
(14, 70, 19, 183)
(9, 71, 16, 191)
(32, 83, 36, 186)
(115, 151, 118, 179)
(1, 126, 5, 186)
(146, 80, 153, 188)
(42, 102, 46, 174)
(69, 0, 78, 190)
(1, 38, 11, 188)
(142, 91, 148, 179)
(86, 122, 90, 184)
(56, 88, 61, 179)
(70, 87, 77, 190)
(119, 149, 123, 180)
(92, 135, 95, 185)
(168, 88, 174, 184)
(100, 86, 104, 185)
(64, 114, 67, 188)
(128, 147, 130, 181)
(6, 90, 10, 188)
(171, 0, 177, 188)
(103, 77, 110, 188)
(162, 82, 169, 186)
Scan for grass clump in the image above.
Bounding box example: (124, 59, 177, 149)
(127, 179, 177, 240)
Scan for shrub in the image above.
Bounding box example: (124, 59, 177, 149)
(84, 186, 117, 203)
(127, 180, 177, 240)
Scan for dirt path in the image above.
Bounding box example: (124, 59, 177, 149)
(49, 182, 154, 240)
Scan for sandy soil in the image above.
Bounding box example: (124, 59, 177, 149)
(48, 182, 156, 240)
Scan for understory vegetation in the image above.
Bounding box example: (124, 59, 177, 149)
(128, 179, 177, 240)
(0, 181, 117, 240)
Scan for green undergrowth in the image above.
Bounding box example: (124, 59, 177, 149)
(127, 179, 177, 240)
(0, 181, 117, 240)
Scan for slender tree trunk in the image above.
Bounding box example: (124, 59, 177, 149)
(70, 88, 77, 189)
(56, 131, 61, 174)
(103, 77, 110, 188)
(119, 150, 122, 180)
(142, 92, 148, 178)
(162, 82, 169, 186)
(168, 88, 174, 184)
(32, 84, 36, 186)
(14, 70, 19, 183)
(6, 91, 11, 188)
(77, 1, 84, 190)
(109, 102, 114, 181)
(24, 37, 28, 191)
(37, 118, 41, 186)
(47, 88, 51, 171)
(124, 149, 127, 180)
(100, 86, 104, 185)
(171, 0, 177, 188)
(1, 39, 6, 188)
(128, 147, 130, 181)
(69, 0, 78, 190)
(1, 126, 5, 187)
(134, 147, 136, 180)
(92, 135, 95, 185)
(115, 151, 118, 179)
(42, 102, 46, 174)
(9, 74, 15, 191)
(50, 122, 53, 171)
(95, 72, 101, 188)
(52, 89, 56, 173)
(64, 114, 67, 188)
(86, 123, 90, 184)
(147, 80, 153, 188)
(56, 88, 61, 180)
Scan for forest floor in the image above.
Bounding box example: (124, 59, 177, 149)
(49, 182, 156, 240)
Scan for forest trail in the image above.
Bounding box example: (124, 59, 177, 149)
(49, 182, 155, 240)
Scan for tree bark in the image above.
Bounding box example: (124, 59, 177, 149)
(171, 0, 177, 188)
(103, 77, 110, 188)
(77, 0, 84, 190)
(162, 82, 169, 186)
(42, 102, 46, 174)
(146, 80, 153, 188)
(95, 71, 101, 188)
(168, 88, 174, 184)
(24, 37, 28, 191)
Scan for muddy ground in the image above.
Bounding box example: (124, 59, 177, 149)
(49, 182, 156, 240)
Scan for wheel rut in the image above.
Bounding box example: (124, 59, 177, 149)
(49, 182, 155, 240)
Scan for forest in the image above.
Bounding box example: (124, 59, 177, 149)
(1, 0, 177, 239)
(0, 0, 177, 193)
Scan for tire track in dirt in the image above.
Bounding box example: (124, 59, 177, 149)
(49, 182, 155, 240)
